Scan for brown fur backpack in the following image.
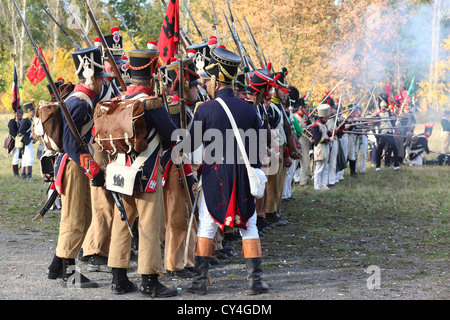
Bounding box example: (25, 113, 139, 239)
(94, 94, 163, 154)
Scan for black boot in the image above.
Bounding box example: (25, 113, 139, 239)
(186, 256, 210, 295)
(88, 254, 112, 273)
(12, 165, 19, 178)
(245, 257, 269, 295)
(61, 258, 98, 288)
(111, 268, 137, 294)
(46, 255, 63, 279)
(265, 212, 288, 226)
(349, 160, 357, 177)
(139, 274, 177, 298)
(25, 166, 36, 181)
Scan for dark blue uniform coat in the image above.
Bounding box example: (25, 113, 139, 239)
(179, 88, 262, 230)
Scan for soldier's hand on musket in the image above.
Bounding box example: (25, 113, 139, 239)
(180, 174, 197, 191)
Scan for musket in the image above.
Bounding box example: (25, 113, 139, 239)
(210, 0, 220, 43)
(328, 89, 344, 164)
(348, 131, 408, 138)
(335, 106, 358, 133)
(184, 183, 200, 266)
(175, 49, 198, 268)
(332, 90, 344, 138)
(310, 76, 347, 116)
(180, 26, 193, 46)
(234, 15, 257, 70)
(305, 76, 318, 102)
(14, 0, 84, 149)
(44, 8, 81, 50)
(182, 0, 206, 42)
(362, 85, 376, 117)
(111, 191, 133, 237)
(82, 0, 126, 94)
(103, 6, 114, 28)
(225, 0, 256, 70)
(14, 0, 89, 221)
(254, 89, 272, 148)
(113, 6, 140, 50)
(33, 184, 59, 221)
(243, 15, 265, 69)
(59, 0, 92, 48)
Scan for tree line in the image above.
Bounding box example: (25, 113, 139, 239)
(0, 0, 448, 112)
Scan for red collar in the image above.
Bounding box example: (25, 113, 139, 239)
(126, 86, 154, 97)
(73, 84, 96, 100)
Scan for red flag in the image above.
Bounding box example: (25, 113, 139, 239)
(157, 0, 180, 65)
(26, 46, 48, 86)
(12, 65, 21, 112)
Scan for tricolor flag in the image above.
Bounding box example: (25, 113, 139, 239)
(157, 0, 180, 65)
(26, 46, 48, 86)
(12, 65, 22, 114)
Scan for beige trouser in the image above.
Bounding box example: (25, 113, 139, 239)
(266, 151, 287, 215)
(255, 181, 268, 218)
(163, 163, 196, 271)
(56, 160, 92, 259)
(107, 168, 165, 276)
(442, 131, 450, 154)
(82, 144, 115, 257)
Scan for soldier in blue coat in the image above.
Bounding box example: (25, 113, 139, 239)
(18, 102, 35, 180)
(105, 48, 178, 297)
(177, 47, 268, 295)
(47, 46, 109, 288)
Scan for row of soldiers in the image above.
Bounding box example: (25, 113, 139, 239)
(22, 28, 305, 297)
(10, 25, 438, 298)
(280, 88, 438, 196)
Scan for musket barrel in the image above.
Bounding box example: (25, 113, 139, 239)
(83, 0, 126, 94)
(13, 0, 84, 148)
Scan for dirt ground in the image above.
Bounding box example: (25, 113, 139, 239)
(0, 214, 447, 304)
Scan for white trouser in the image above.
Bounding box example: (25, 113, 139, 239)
(347, 134, 358, 161)
(11, 148, 21, 165)
(339, 134, 348, 179)
(328, 139, 338, 185)
(197, 192, 259, 240)
(406, 154, 423, 166)
(282, 160, 296, 199)
(314, 159, 329, 190)
(293, 161, 301, 183)
(357, 135, 368, 173)
(22, 142, 34, 167)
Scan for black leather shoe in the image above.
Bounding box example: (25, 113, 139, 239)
(139, 275, 177, 298)
(168, 268, 195, 278)
(112, 280, 137, 294)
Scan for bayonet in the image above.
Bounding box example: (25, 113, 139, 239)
(182, 0, 206, 42)
(243, 15, 264, 68)
(14, 0, 84, 149)
(113, 6, 140, 50)
(103, 6, 114, 28)
(44, 8, 81, 50)
(210, 0, 220, 42)
(82, 0, 126, 94)
(59, 0, 92, 48)
(111, 191, 133, 237)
